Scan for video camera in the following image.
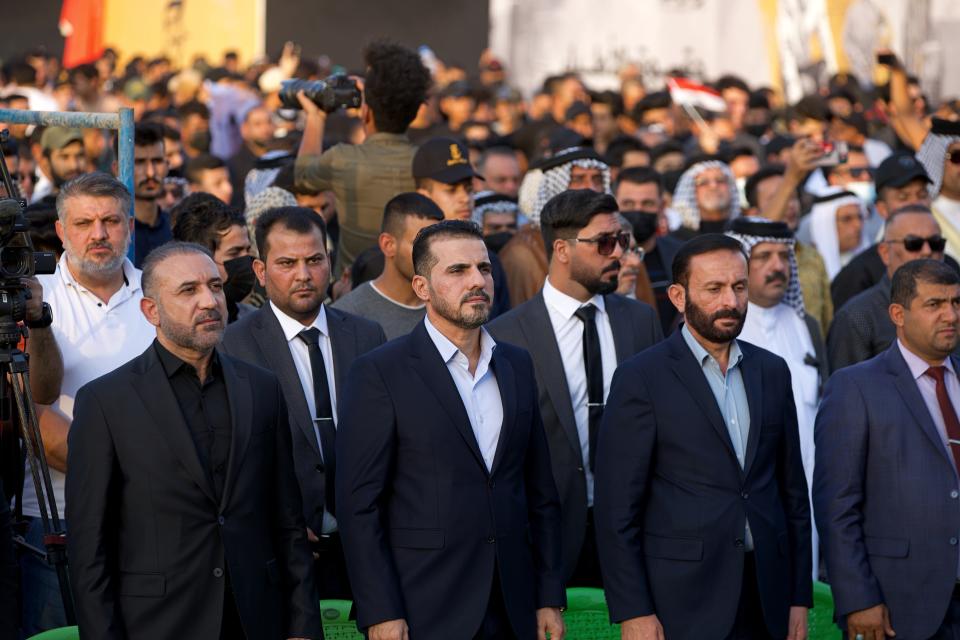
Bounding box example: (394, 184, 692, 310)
(279, 74, 362, 113)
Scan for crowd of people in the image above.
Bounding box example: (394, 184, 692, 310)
(0, 33, 958, 640)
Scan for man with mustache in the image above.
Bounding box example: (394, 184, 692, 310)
(727, 217, 829, 581)
(66, 242, 321, 640)
(31, 127, 88, 204)
(116, 123, 172, 267)
(488, 189, 661, 587)
(20, 173, 156, 635)
(337, 220, 566, 640)
(595, 233, 812, 640)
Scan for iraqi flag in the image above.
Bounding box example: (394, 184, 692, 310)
(60, 0, 105, 69)
(667, 77, 727, 113)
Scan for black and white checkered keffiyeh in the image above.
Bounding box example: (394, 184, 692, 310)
(529, 148, 611, 225)
(917, 128, 960, 197)
(472, 190, 520, 225)
(726, 217, 806, 317)
(672, 160, 741, 231)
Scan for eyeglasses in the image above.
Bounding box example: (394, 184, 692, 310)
(886, 234, 947, 252)
(574, 231, 631, 256)
(948, 150, 960, 165)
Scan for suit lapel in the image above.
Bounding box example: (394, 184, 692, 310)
(219, 351, 252, 512)
(489, 347, 516, 476)
(519, 293, 581, 457)
(326, 307, 354, 405)
(604, 295, 633, 365)
(408, 323, 488, 474)
(887, 346, 956, 469)
(252, 307, 321, 457)
(131, 347, 217, 505)
(740, 348, 763, 478)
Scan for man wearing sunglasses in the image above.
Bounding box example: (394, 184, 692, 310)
(488, 189, 662, 588)
(829, 205, 960, 372)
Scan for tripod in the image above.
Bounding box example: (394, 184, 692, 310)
(4, 311, 76, 625)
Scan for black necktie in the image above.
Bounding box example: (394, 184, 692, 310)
(574, 304, 604, 471)
(297, 328, 337, 516)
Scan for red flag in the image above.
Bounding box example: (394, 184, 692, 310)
(60, 0, 105, 69)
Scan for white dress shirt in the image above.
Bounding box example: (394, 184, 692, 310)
(271, 302, 339, 533)
(541, 277, 618, 506)
(22, 255, 155, 518)
(424, 316, 503, 471)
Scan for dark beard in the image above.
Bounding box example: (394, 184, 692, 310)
(571, 260, 620, 296)
(684, 296, 746, 343)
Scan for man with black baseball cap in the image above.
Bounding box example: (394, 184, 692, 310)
(414, 137, 483, 221)
(830, 152, 936, 309)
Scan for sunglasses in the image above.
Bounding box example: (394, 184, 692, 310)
(948, 150, 960, 165)
(574, 231, 631, 256)
(887, 234, 947, 252)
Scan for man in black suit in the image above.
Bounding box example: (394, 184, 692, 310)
(222, 206, 385, 600)
(488, 189, 662, 586)
(337, 220, 566, 640)
(594, 234, 812, 640)
(66, 242, 321, 640)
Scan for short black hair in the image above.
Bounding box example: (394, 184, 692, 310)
(614, 166, 663, 198)
(113, 122, 165, 157)
(591, 90, 624, 117)
(540, 190, 620, 261)
(351, 245, 385, 289)
(650, 140, 684, 164)
(412, 219, 483, 277)
(672, 233, 747, 288)
(169, 192, 225, 228)
(254, 206, 327, 260)
(69, 63, 98, 82)
(177, 100, 210, 121)
(605, 135, 648, 168)
(744, 164, 786, 209)
(382, 192, 444, 236)
(632, 91, 672, 121)
(173, 202, 245, 253)
(890, 258, 960, 308)
(715, 74, 750, 94)
(363, 39, 431, 134)
(791, 95, 829, 122)
(184, 153, 226, 185)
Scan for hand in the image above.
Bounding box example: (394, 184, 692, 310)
(296, 90, 325, 120)
(279, 41, 301, 77)
(785, 137, 822, 182)
(847, 603, 896, 640)
(368, 618, 409, 640)
(537, 607, 564, 640)
(306, 527, 319, 560)
(786, 606, 808, 640)
(621, 614, 665, 640)
(22, 277, 44, 323)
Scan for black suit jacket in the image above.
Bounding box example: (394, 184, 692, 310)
(221, 304, 386, 534)
(65, 345, 321, 640)
(487, 291, 662, 579)
(594, 330, 813, 640)
(336, 322, 565, 639)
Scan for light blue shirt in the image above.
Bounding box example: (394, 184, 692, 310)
(424, 316, 503, 471)
(682, 324, 753, 549)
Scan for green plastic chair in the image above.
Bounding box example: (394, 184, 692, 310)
(320, 598, 362, 640)
(809, 581, 842, 639)
(27, 627, 79, 640)
(561, 587, 621, 640)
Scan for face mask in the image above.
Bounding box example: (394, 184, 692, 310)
(621, 210, 660, 244)
(484, 231, 514, 254)
(223, 255, 255, 303)
(846, 180, 875, 206)
(744, 122, 769, 139)
(189, 130, 212, 153)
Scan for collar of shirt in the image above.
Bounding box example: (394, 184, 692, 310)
(363, 132, 412, 146)
(423, 316, 497, 381)
(542, 276, 607, 320)
(134, 208, 169, 231)
(270, 301, 329, 343)
(154, 338, 222, 381)
(55, 253, 139, 299)
(681, 322, 744, 372)
(898, 338, 956, 381)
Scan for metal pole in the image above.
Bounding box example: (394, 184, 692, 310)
(117, 107, 136, 260)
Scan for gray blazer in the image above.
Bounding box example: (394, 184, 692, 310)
(221, 304, 386, 534)
(813, 343, 960, 639)
(486, 290, 662, 580)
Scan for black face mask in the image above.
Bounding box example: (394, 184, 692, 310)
(744, 122, 769, 139)
(484, 231, 514, 254)
(189, 130, 212, 153)
(621, 210, 660, 244)
(223, 255, 255, 304)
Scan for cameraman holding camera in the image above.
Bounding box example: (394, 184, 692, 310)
(295, 40, 431, 276)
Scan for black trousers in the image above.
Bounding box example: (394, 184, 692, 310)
(314, 532, 352, 601)
(472, 566, 516, 640)
(725, 553, 774, 640)
(568, 507, 604, 588)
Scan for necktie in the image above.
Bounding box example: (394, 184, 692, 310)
(574, 304, 604, 471)
(925, 366, 960, 478)
(297, 328, 337, 516)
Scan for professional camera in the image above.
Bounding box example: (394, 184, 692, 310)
(279, 74, 362, 112)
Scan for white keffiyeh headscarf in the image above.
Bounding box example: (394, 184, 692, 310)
(917, 119, 960, 197)
(672, 160, 741, 231)
(808, 187, 870, 281)
(528, 147, 611, 225)
(726, 217, 806, 317)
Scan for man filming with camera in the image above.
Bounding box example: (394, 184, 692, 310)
(295, 40, 431, 277)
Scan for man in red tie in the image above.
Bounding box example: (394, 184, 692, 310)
(815, 258, 960, 640)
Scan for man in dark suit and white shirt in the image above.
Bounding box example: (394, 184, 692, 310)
(337, 220, 565, 640)
(815, 258, 960, 640)
(222, 206, 386, 600)
(488, 189, 662, 586)
(66, 242, 320, 639)
(594, 234, 812, 640)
